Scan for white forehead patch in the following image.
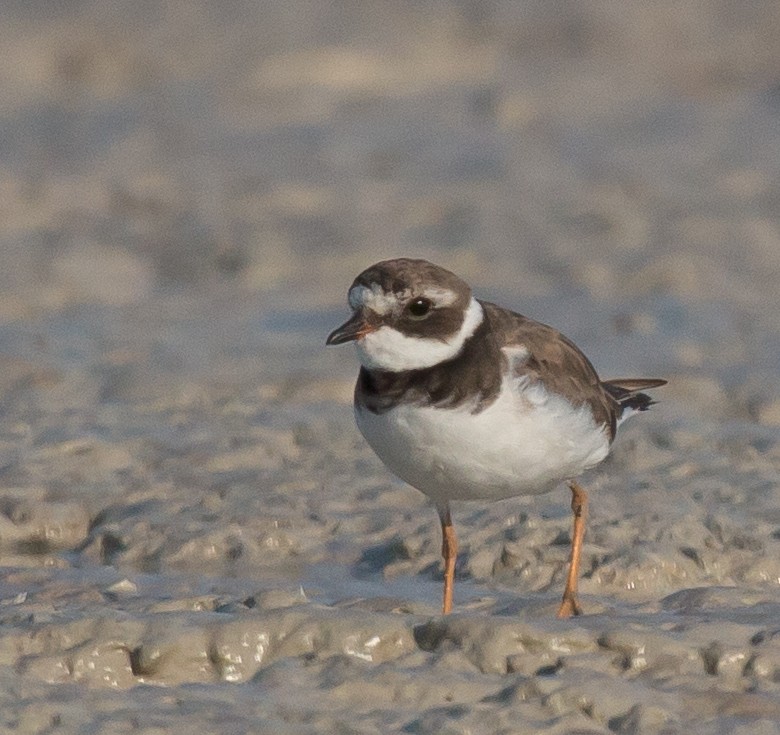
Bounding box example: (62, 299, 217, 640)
(355, 297, 484, 372)
(348, 284, 405, 316)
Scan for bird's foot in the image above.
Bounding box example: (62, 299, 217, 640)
(556, 594, 582, 619)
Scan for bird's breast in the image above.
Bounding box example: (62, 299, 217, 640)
(355, 377, 611, 504)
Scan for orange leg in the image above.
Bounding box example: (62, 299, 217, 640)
(438, 506, 458, 615)
(557, 480, 588, 618)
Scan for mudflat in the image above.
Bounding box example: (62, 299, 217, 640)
(1, 2, 779, 733)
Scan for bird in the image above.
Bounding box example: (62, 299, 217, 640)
(326, 258, 665, 617)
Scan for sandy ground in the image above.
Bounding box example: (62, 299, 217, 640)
(1, 1, 780, 733)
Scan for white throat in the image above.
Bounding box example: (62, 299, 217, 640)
(355, 297, 484, 372)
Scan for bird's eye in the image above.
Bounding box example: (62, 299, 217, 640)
(407, 298, 432, 319)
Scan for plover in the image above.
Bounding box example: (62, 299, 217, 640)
(327, 258, 665, 617)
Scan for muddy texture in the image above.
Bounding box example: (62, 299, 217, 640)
(1, 2, 780, 733)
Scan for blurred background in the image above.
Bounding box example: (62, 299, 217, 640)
(1, 4, 780, 724)
(2, 0, 779, 414)
(0, 1, 779, 557)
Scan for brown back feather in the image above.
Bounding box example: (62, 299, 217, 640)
(357, 300, 666, 443)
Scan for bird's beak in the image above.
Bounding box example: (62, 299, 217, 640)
(326, 311, 375, 345)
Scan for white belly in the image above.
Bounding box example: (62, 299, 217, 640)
(355, 378, 610, 505)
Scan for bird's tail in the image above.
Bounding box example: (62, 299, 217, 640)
(602, 378, 667, 424)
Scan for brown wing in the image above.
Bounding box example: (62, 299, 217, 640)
(480, 301, 621, 436)
(356, 300, 665, 437)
